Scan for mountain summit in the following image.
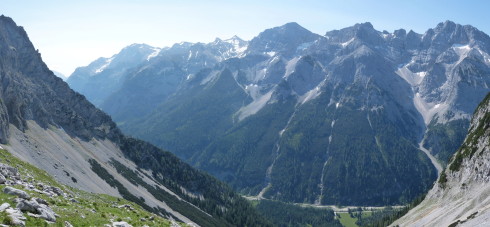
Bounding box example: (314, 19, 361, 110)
(247, 22, 321, 57)
(68, 43, 160, 106)
(0, 15, 269, 226)
(68, 20, 490, 206)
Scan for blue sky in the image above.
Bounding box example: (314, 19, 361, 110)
(2, 0, 490, 76)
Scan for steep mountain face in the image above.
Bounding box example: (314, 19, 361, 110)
(69, 21, 490, 206)
(0, 15, 269, 227)
(52, 70, 67, 81)
(92, 36, 249, 123)
(393, 93, 490, 226)
(246, 22, 321, 57)
(67, 43, 161, 106)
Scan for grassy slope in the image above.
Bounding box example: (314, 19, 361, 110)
(0, 149, 176, 226)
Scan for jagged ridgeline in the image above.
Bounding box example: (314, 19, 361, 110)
(0, 15, 270, 226)
(69, 20, 490, 206)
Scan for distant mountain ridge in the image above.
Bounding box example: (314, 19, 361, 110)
(52, 70, 67, 81)
(68, 20, 490, 206)
(0, 15, 269, 226)
(68, 43, 161, 106)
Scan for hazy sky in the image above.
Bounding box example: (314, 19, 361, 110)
(2, 0, 490, 76)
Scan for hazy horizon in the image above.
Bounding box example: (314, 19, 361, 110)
(3, 0, 490, 76)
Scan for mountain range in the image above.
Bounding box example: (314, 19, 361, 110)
(68, 20, 490, 206)
(0, 15, 270, 226)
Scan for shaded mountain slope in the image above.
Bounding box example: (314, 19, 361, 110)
(0, 15, 269, 227)
(70, 21, 490, 206)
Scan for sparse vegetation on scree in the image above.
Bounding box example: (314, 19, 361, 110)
(0, 148, 177, 226)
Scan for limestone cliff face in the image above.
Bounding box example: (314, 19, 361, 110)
(393, 93, 490, 226)
(0, 15, 269, 226)
(0, 15, 119, 143)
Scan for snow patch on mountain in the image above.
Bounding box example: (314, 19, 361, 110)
(224, 36, 248, 57)
(94, 57, 114, 74)
(245, 84, 261, 100)
(297, 41, 314, 52)
(450, 44, 476, 66)
(452, 44, 471, 56)
(146, 47, 162, 61)
(341, 38, 354, 47)
(266, 51, 277, 57)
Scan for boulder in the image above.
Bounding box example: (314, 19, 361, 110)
(34, 197, 48, 205)
(16, 198, 40, 213)
(3, 186, 30, 199)
(50, 186, 64, 196)
(0, 164, 18, 178)
(0, 202, 10, 212)
(112, 222, 132, 227)
(5, 208, 26, 226)
(16, 198, 57, 222)
(27, 205, 57, 222)
(0, 174, 6, 184)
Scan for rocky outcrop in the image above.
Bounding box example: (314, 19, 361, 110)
(5, 207, 26, 226)
(3, 187, 29, 199)
(0, 15, 269, 227)
(0, 15, 119, 143)
(0, 161, 61, 225)
(393, 93, 490, 226)
(67, 44, 161, 106)
(111, 221, 133, 227)
(17, 197, 57, 222)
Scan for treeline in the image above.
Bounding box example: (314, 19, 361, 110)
(255, 200, 342, 227)
(358, 194, 426, 227)
(114, 137, 272, 226)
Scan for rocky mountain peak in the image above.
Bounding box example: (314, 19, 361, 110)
(168, 41, 194, 53)
(393, 28, 407, 38)
(228, 34, 243, 41)
(353, 22, 375, 31)
(213, 37, 223, 43)
(67, 20, 490, 210)
(421, 21, 490, 50)
(325, 22, 383, 47)
(435, 20, 458, 32)
(247, 22, 320, 57)
(121, 43, 156, 54)
(0, 15, 270, 226)
(0, 15, 40, 68)
(0, 16, 118, 142)
(224, 35, 247, 46)
(279, 22, 307, 31)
